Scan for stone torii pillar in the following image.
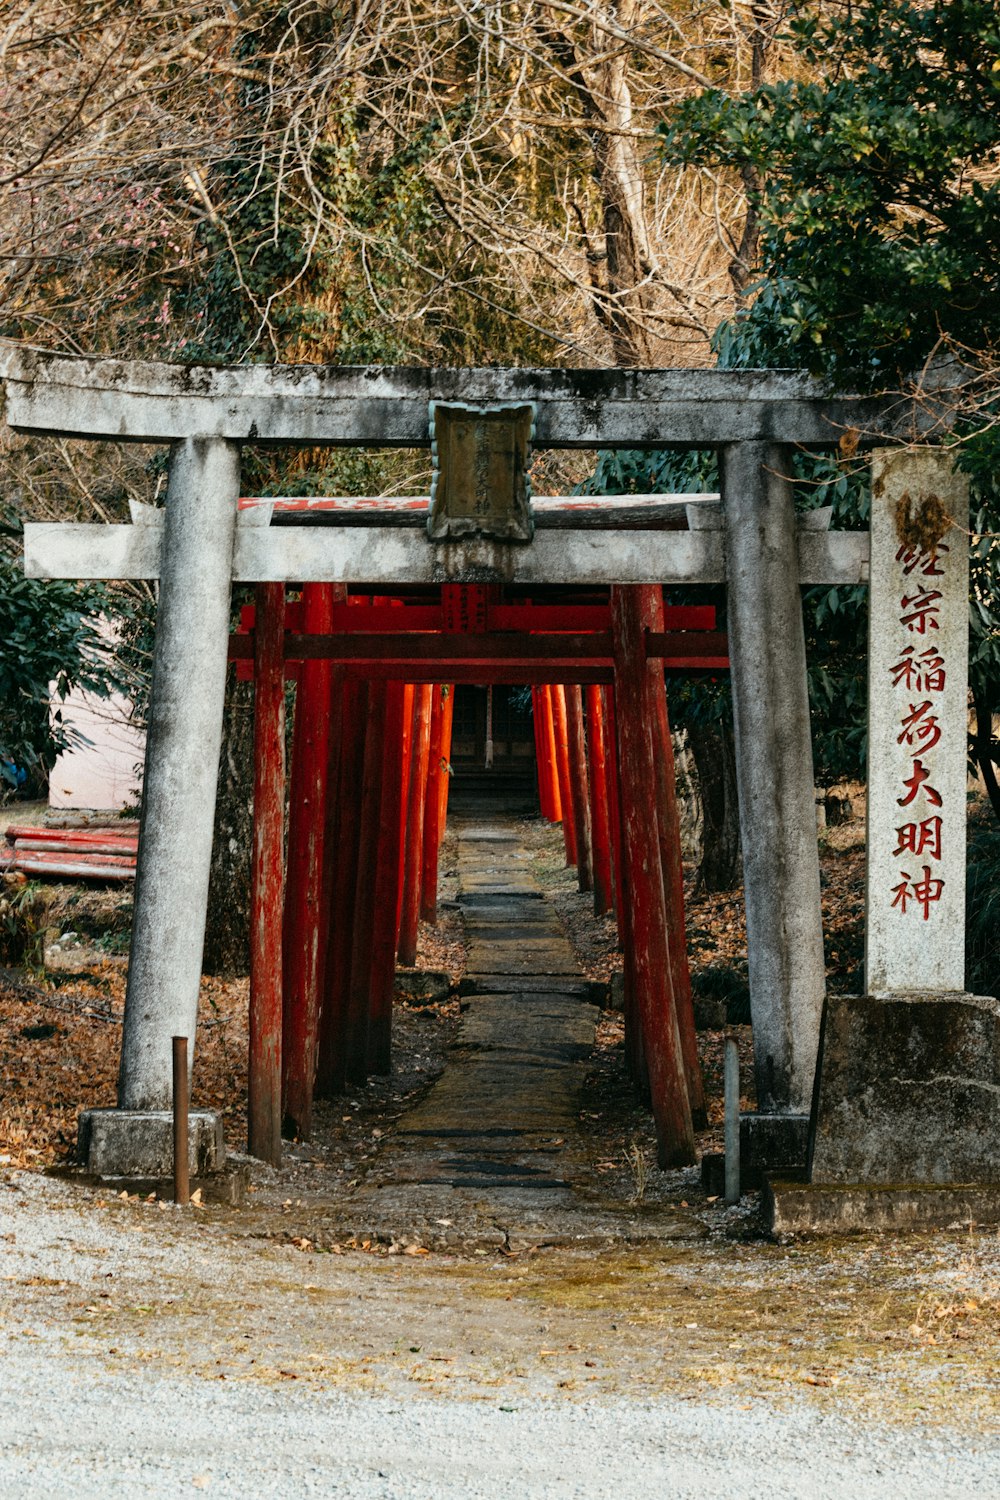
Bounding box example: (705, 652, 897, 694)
(80, 438, 241, 1177)
(720, 442, 826, 1170)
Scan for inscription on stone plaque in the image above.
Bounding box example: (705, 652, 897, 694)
(866, 448, 969, 993)
(427, 401, 535, 542)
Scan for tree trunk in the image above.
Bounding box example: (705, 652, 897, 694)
(203, 667, 254, 976)
(687, 717, 741, 894)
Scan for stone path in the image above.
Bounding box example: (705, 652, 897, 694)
(392, 819, 597, 1192)
(344, 817, 703, 1249)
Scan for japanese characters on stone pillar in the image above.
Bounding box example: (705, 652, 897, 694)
(866, 448, 970, 994)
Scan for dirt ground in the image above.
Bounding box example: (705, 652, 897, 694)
(3, 803, 1000, 1478)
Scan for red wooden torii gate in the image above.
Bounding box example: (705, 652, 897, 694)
(229, 521, 728, 1165)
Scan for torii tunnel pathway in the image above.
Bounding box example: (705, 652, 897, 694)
(344, 817, 703, 1250)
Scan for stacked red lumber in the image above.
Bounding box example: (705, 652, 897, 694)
(1, 824, 139, 882)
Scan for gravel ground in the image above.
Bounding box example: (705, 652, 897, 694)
(2, 1356, 996, 1500)
(3, 1172, 1000, 1499)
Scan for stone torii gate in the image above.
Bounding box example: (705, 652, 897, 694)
(8, 349, 979, 1217)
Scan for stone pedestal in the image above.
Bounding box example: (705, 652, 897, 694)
(79, 1108, 224, 1178)
(809, 992, 1000, 1185)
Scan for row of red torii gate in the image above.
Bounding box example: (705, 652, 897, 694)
(7, 349, 987, 1227)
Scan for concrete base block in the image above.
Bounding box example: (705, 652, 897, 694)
(700, 1112, 810, 1195)
(809, 992, 1000, 1184)
(741, 1112, 809, 1188)
(766, 1179, 1000, 1238)
(78, 1108, 224, 1178)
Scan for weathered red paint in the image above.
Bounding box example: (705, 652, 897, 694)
(584, 685, 614, 918)
(281, 583, 336, 1141)
(397, 684, 433, 967)
(564, 685, 594, 893)
(610, 585, 694, 1167)
(550, 685, 577, 866)
(248, 582, 285, 1166)
(367, 680, 409, 1075)
(419, 685, 445, 925)
(315, 679, 368, 1098)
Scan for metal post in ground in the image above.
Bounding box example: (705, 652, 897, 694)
(172, 1035, 190, 1207)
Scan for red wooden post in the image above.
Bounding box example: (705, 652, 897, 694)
(344, 680, 388, 1085)
(532, 687, 554, 820)
(397, 684, 416, 937)
(437, 683, 454, 837)
(610, 584, 695, 1167)
(315, 679, 368, 1098)
(398, 684, 433, 966)
(248, 583, 285, 1166)
(419, 685, 445, 924)
(281, 583, 335, 1140)
(367, 680, 408, 1074)
(642, 589, 706, 1127)
(541, 684, 563, 823)
(564, 685, 593, 891)
(605, 682, 646, 1091)
(585, 684, 614, 918)
(603, 686, 626, 930)
(550, 685, 577, 865)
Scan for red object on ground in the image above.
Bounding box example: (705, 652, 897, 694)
(248, 582, 286, 1166)
(4, 825, 138, 849)
(550, 685, 577, 866)
(281, 583, 336, 1140)
(564, 685, 593, 893)
(611, 584, 695, 1168)
(585, 685, 614, 917)
(397, 685, 433, 967)
(7, 849, 135, 880)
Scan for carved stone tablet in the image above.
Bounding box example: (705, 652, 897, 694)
(427, 402, 535, 542)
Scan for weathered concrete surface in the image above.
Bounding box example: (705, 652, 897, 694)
(1, 347, 906, 447)
(866, 448, 969, 993)
(767, 1178, 1000, 1238)
(25, 516, 870, 588)
(78, 1108, 224, 1177)
(117, 437, 241, 1122)
(809, 992, 1000, 1186)
(720, 441, 826, 1114)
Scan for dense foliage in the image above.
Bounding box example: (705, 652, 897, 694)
(661, 0, 1000, 383)
(654, 0, 1000, 811)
